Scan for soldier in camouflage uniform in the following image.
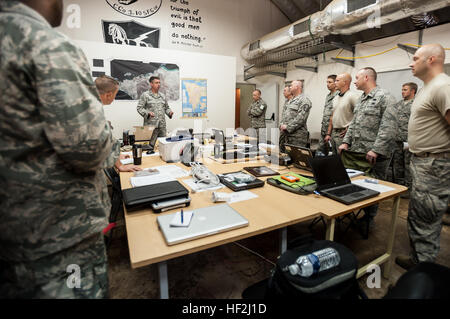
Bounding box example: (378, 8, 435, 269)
(280, 80, 312, 150)
(0, 0, 119, 298)
(279, 86, 292, 152)
(339, 67, 397, 221)
(247, 89, 267, 141)
(392, 83, 416, 191)
(395, 44, 450, 270)
(137, 76, 174, 148)
(317, 75, 337, 155)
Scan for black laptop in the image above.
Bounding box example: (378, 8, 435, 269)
(308, 155, 379, 205)
(285, 144, 313, 171)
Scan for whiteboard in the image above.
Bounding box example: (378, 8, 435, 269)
(377, 64, 450, 101)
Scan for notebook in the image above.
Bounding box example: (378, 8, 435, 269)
(308, 155, 380, 205)
(157, 204, 249, 245)
(284, 144, 314, 171)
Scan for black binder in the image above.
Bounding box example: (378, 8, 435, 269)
(122, 181, 189, 211)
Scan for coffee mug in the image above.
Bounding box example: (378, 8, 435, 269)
(132, 144, 142, 165)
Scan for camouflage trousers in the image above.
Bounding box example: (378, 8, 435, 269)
(407, 155, 450, 263)
(392, 142, 412, 188)
(0, 234, 108, 299)
(340, 150, 391, 218)
(279, 131, 309, 153)
(150, 126, 167, 148)
(330, 128, 346, 156)
(317, 134, 332, 155)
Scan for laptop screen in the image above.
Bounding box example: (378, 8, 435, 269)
(308, 155, 351, 190)
(285, 144, 313, 170)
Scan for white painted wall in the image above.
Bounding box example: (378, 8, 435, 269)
(76, 40, 236, 139)
(58, 0, 289, 81)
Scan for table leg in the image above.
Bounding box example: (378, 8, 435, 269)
(383, 195, 400, 279)
(325, 218, 336, 241)
(280, 227, 287, 254)
(158, 261, 169, 299)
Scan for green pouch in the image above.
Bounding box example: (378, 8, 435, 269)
(272, 172, 315, 189)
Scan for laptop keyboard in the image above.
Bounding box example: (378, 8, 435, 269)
(327, 184, 364, 197)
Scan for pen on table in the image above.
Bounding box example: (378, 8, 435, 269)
(181, 209, 184, 223)
(313, 190, 321, 196)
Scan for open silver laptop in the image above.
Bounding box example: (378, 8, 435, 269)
(157, 204, 249, 245)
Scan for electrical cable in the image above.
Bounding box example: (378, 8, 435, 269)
(335, 43, 450, 60)
(232, 242, 276, 266)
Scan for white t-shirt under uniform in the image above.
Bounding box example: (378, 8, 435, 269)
(408, 73, 450, 154)
(332, 90, 359, 129)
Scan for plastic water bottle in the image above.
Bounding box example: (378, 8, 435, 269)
(288, 248, 341, 277)
(327, 141, 333, 156)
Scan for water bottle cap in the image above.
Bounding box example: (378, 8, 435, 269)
(288, 264, 300, 276)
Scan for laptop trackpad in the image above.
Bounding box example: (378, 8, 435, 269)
(350, 192, 364, 198)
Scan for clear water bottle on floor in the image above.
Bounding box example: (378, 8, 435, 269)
(288, 248, 340, 277)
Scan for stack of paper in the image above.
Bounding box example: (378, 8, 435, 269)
(130, 174, 175, 187)
(169, 210, 193, 227)
(352, 179, 395, 193)
(346, 168, 365, 178)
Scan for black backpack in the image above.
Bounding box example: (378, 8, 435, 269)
(243, 238, 366, 299)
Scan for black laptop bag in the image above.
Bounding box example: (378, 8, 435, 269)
(122, 181, 189, 212)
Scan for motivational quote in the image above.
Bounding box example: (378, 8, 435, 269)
(169, 0, 206, 48)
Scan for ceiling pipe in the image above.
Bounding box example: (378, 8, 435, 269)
(242, 0, 450, 61)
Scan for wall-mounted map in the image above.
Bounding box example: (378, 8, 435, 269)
(110, 59, 179, 101)
(182, 78, 207, 118)
(102, 20, 160, 48)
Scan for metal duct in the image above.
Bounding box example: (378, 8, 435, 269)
(242, 0, 450, 61)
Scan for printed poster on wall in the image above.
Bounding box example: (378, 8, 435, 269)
(102, 20, 160, 48)
(182, 78, 207, 118)
(110, 59, 179, 101)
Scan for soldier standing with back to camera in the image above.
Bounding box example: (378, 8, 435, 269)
(0, 0, 119, 298)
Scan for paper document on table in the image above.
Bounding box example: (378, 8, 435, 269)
(352, 180, 395, 193)
(224, 191, 258, 204)
(130, 174, 175, 187)
(169, 210, 193, 227)
(346, 168, 365, 178)
(120, 158, 133, 165)
(151, 165, 189, 178)
(183, 178, 224, 193)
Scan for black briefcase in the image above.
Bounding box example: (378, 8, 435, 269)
(122, 181, 189, 212)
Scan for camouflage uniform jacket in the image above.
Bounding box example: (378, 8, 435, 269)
(281, 93, 312, 138)
(247, 98, 267, 129)
(396, 99, 414, 142)
(320, 91, 338, 138)
(137, 91, 172, 128)
(343, 86, 397, 157)
(0, 1, 119, 263)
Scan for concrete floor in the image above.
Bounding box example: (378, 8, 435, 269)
(106, 197, 450, 299)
